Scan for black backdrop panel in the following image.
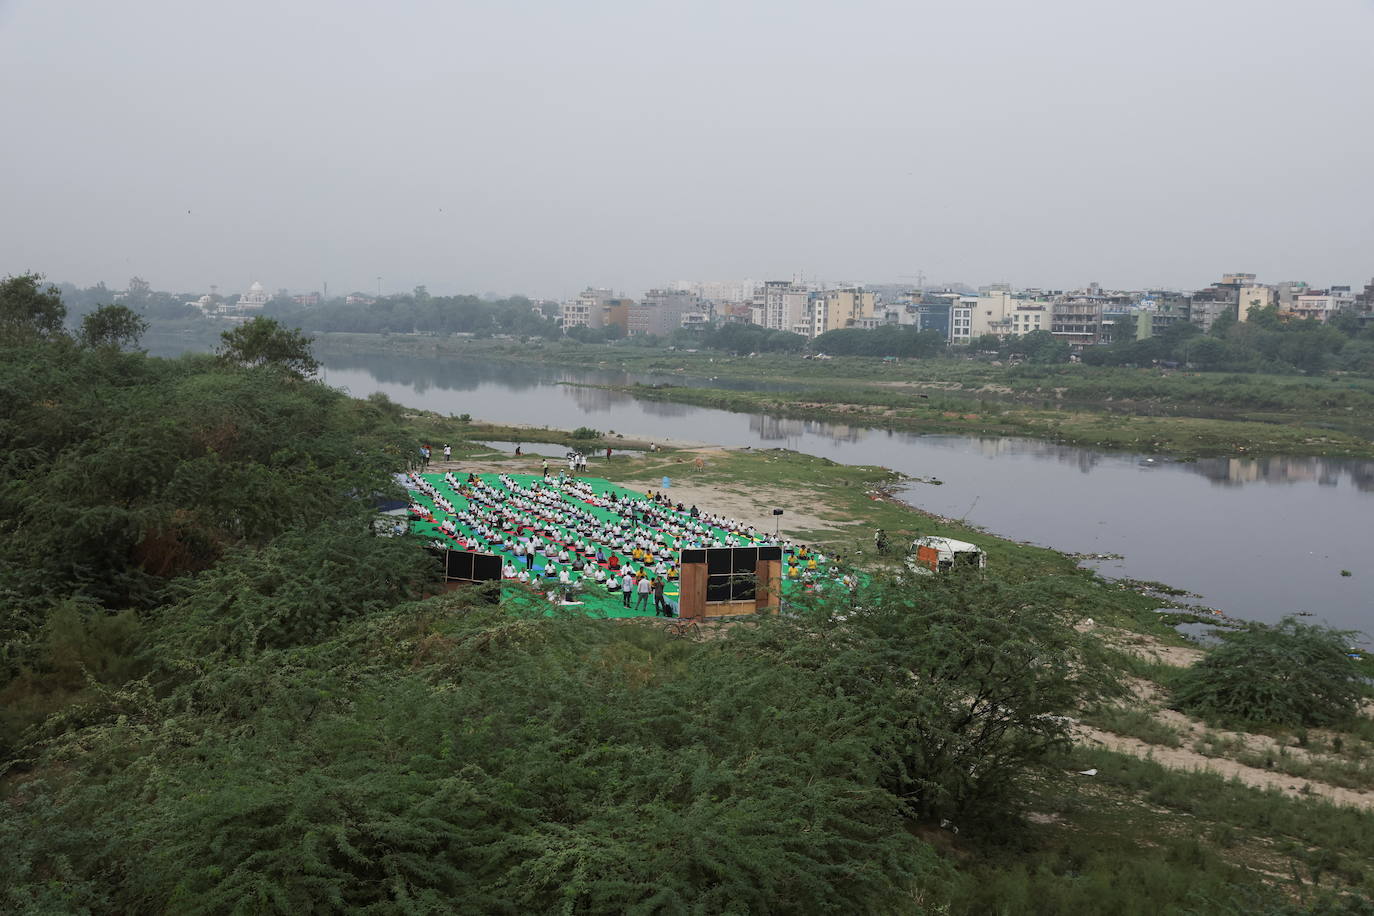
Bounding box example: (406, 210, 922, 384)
(473, 553, 502, 580)
(706, 576, 733, 602)
(430, 549, 501, 583)
(682, 546, 777, 604)
(447, 551, 474, 581)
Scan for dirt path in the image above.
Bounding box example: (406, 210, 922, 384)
(1076, 724, 1374, 811)
(619, 479, 836, 538)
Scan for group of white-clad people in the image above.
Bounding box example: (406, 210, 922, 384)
(403, 470, 822, 612)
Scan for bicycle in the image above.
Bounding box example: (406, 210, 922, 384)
(663, 617, 702, 639)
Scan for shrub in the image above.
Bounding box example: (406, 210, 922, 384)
(1172, 617, 1369, 727)
(571, 426, 600, 440)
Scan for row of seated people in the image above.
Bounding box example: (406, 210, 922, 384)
(409, 472, 837, 587)
(439, 475, 726, 555)
(452, 473, 778, 551)
(408, 494, 680, 586)
(422, 475, 837, 571)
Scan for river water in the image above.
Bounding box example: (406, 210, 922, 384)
(307, 351, 1374, 632)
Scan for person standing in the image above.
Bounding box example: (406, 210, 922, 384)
(635, 573, 651, 611)
(653, 577, 667, 616)
(542, 458, 549, 478)
(606, 446, 612, 461)
(621, 571, 635, 608)
(443, 444, 452, 461)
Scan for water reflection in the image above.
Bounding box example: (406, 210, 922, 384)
(1190, 456, 1374, 491)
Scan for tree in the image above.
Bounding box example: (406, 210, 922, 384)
(1172, 617, 1369, 727)
(78, 304, 149, 350)
(1013, 329, 1070, 364)
(125, 275, 152, 307)
(771, 573, 1113, 824)
(216, 316, 321, 377)
(972, 333, 1002, 353)
(0, 273, 67, 341)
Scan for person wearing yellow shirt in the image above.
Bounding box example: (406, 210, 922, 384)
(806, 557, 818, 572)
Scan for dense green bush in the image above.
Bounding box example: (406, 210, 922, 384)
(1172, 617, 1369, 727)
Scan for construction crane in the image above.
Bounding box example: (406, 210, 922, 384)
(899, 272, 927, 292)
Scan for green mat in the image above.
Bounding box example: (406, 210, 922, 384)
(403, 472, 845, 618)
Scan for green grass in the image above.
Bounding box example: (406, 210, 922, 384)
(1082, 704, 1185, 748)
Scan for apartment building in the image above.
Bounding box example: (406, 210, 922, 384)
(971, 289, 1050, 338)
(1051, 298, 1105, 346)
(628, 288, 703, 336)
(563, 287, 614, 329)
(760, 280, 810, 332)
(949, 298, 975, 345)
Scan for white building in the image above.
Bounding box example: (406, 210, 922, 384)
(237, 281, 269, 311)
(969, 289, 1051, 338)
(1293, 289, 1355, 323)
(761, 280, 810, 332)
(563, 287, 613, 329)
(949, 298, 975, 344)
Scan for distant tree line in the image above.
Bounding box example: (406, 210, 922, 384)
(1085, 306, 1374, 374)
(269, 289, 563, 339)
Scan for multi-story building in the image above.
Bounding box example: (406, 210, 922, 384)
(760, 281, 811, 332)
(1355, 278, 1374, 313)
(1275, 281, 1310, 310)
(1136, 291, 1192, 338)
(603, 299, 632, 333)
(1237, 285, 1275, 321)
(1190, 299, 1235, 333)
(816, 287, 877, 335)
(1051, 298, 1105, 347)
(628, 288, 703, 337)
(563, 287, 614, 329)
(948, 298, 975, 345)
(969, 289, 1015, 338)
(971, 289, 1051, 338)
(1292, 289, 1356, 323)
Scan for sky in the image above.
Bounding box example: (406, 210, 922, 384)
(2, 0, 1372, 300)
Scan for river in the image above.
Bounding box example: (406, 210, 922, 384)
(305, 350, 1374, 633)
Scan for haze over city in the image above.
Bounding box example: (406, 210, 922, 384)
(2, 0, 1372, 299)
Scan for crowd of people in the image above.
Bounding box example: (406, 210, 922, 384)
(402, 471, 844, 613)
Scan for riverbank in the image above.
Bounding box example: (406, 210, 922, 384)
(408, 407, 1204, 634)
(412, 413, 1374, 827)
(315, 332, 1374, 459)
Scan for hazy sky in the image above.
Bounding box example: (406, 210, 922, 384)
(2, 0, 1372, 300)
